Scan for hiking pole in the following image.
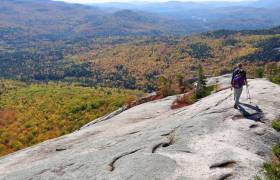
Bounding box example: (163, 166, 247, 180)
(246, 85, 252, 104)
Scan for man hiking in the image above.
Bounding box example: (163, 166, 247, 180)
(231, 63, 248, 109)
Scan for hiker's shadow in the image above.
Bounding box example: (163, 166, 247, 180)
(238, 103, 264, 122)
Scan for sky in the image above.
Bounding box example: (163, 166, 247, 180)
(54, 0, 256, 4)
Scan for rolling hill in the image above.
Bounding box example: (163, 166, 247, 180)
(0, 0, 193, 41)
(65, 27, 280, 92)
(0, 0, 280, 91)
(0, 0, 192, 82)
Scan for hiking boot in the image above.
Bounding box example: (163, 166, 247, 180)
(234, 104, 238, 109)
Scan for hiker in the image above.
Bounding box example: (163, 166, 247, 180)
(231, 63, 248, 109)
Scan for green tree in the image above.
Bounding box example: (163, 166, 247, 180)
(266, 63, 280, 84)
(195, 65, 207, 99)
(255, 67, 264, 78)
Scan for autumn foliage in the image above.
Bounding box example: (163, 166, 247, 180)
(0, 80, 142, 156)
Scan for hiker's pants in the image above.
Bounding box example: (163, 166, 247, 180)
(234, 87, 243, 105)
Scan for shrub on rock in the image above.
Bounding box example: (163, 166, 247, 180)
(272, 119, 280, 131)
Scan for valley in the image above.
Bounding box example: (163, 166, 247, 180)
(0, 0, 280, 178)
(1, 0, 280, 88)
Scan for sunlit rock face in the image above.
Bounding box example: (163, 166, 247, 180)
(0, 77, 279, 180)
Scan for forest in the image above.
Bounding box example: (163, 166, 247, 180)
(0, 80, 142, 156)
(1, 27, 280, 92)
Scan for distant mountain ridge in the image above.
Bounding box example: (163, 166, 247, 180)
(251, 0, 280, 7)
(0, 0, 194, 45)
(91, 0, 280, 9)
(1, 0, 280, 41)
(92, 0, 280, 31)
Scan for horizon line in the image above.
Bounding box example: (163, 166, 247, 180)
(52, 0, 258, 5)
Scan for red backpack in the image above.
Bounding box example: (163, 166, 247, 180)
(232, 69, 245, 89)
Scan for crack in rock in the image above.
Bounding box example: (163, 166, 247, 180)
(161, 126, 180, 137)
(210, 160, 236, 169)
(152, 132, 176, 153)
(56, 148, 67, 152)
(256, 151, 265, 157)
(213, 94, 232, 108)
(178, 150, 192, 153)
(200, 107, 232, 117)
(250, 124, 258, 129)
(127, 131, 141, 135)
(217, 173, 233, 180)
(191, 94, 232, 119)
(108, 149, 141, 172)
(72, 164, 85, 172)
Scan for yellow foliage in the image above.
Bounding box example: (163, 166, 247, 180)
(0, 80, 143, 156)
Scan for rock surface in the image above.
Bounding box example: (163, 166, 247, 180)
(0, 78, 280, 180)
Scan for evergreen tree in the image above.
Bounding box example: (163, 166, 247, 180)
(195, 65, 207, 99)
